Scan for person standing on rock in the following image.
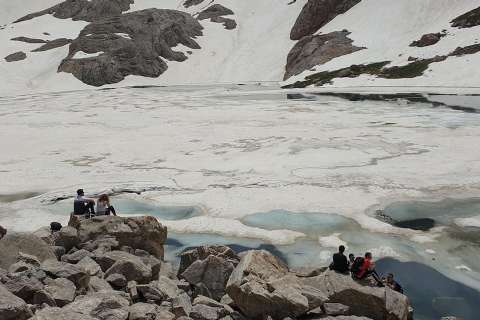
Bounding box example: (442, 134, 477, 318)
(73, 188, 95, 216)
(329, 245, 349, 273)
(96, 194, 117, 216)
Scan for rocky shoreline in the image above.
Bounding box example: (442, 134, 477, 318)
(0, 215, 412, 320)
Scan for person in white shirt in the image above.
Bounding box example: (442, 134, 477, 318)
(96, 194, 117, 216)
(73, 189, 96, 216)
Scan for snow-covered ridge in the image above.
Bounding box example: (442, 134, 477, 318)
(0, 0, 480, 96)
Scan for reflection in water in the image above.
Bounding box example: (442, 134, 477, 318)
(377, 258, 480, 320)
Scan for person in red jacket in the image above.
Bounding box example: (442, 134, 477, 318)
(356, 252, 383, 285)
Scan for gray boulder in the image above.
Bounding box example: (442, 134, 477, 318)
(29, 307, 97, 320)
(0, 283, 33, 320)
(32, 289, 57, 306)
(179, 246, 239, 276)
(58, 9, 203, 87)
(181, 254, 237, 301)
(324, 302, 350, 316)
(2, 274, 43, 303)
(104, 258, 152, 284)
(190, 303, 228, 320)
(301, 270, 410, 320)
(17, 252, 41, 267)
(40, 259, 90, 289)
(62, 291, 130, 320)
(71, 216, 167, 259)
(44, 277, 76, 307)
(0, 233, 56, 270)
(128, 302, 175, 320)
(88, 276, 113, 293)
(172, 291, 192, 317)
(290, 0, 362, 40)
(62, 249, 92, 263)
(106, 273, 127, 289)
(137, 276, 180, 303)
(77, 256, 103, 277)
(5, 51, 27, 62)
(226, 250, 311, 319)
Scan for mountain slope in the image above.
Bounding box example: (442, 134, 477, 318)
(0, 0, 479, 96)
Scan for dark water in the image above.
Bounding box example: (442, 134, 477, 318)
(377, 258, 480, 320)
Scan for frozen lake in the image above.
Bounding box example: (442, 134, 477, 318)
(1, 84, 480, 318)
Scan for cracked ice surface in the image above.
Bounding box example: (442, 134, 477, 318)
(1, 85, 480, 232)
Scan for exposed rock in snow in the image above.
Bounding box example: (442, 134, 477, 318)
(410, 32, 446, 48)
(10, 36, 46, 44)
(14, 0, 134, 23)
(4, 51, 27, 62)
(197, 4, 237, 30)
(184, 0, 206, 9)
(290, 0, 361, 40)
(451, 6, 480, 28)
(284, 30, 364, 79)
(58, 9, 203, 86)
(32, 38, 72, 52)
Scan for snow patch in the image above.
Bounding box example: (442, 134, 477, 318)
(72, 51, 104, 59)
(455, 215, 480, 228)
(318, 233, 347, 248)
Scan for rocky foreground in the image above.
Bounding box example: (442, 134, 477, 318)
(0, 215, 412, 320)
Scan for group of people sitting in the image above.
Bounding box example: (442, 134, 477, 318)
(329, 245, 403, 293)
(73, 189, 117, 217)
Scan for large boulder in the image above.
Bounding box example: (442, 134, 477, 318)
(44, 277, 77, 307)
(62, 291, 130, 320)
(302, 270, 410, 320)
(180, 246, 239, 301)
(1, 274, 43, 303)
(0, 283, 33, 320)
(103, 255, 152, 284)
(226, 250, 313, 319)
(128, 302, 175, 320)
(0, 233, 56, 270)
(40, 259, 90, 289)
(290, 0, 362, 40)
(33, 226, 80, 252)
(29, 307, 97, 320)
(136, 276, 180, 303)
(71, 216, 167, 259)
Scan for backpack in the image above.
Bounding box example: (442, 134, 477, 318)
(50, 222, 62, 232)
(351, 257, 364, 275)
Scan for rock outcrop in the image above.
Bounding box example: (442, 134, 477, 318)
(179, 245, 240, 300)
(14, 0, 134, 23)
(290, 0, 362, 40)
(0, 233, 57, 270)
(0, 215, 412, 320)
(284, 30, 364, 79)
(184, 0, 205, 8)
(32, 38, 72, 52)
(451, 6, 480, 28)
(70, 215, 167, 259)
(0, 283, 33, 320)
(58, 9, 203, 86)
(0, 225, 6, 239)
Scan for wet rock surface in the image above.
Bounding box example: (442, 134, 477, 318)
(58, 9, 203, 86)
(4, 51, 27, 62)
(284, 30, 364, 79)
(290, 0, 362, 40)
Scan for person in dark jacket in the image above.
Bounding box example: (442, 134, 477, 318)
(329, 245, 349, 273)
(384, 273, 404, 293)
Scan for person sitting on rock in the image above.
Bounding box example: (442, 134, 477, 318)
(96, 194, 117, 216)
(329, 245, 349, 274)
(353, 252, 383, 286)
(73, 188, 95, 216)
(384, 273, 403, 293)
